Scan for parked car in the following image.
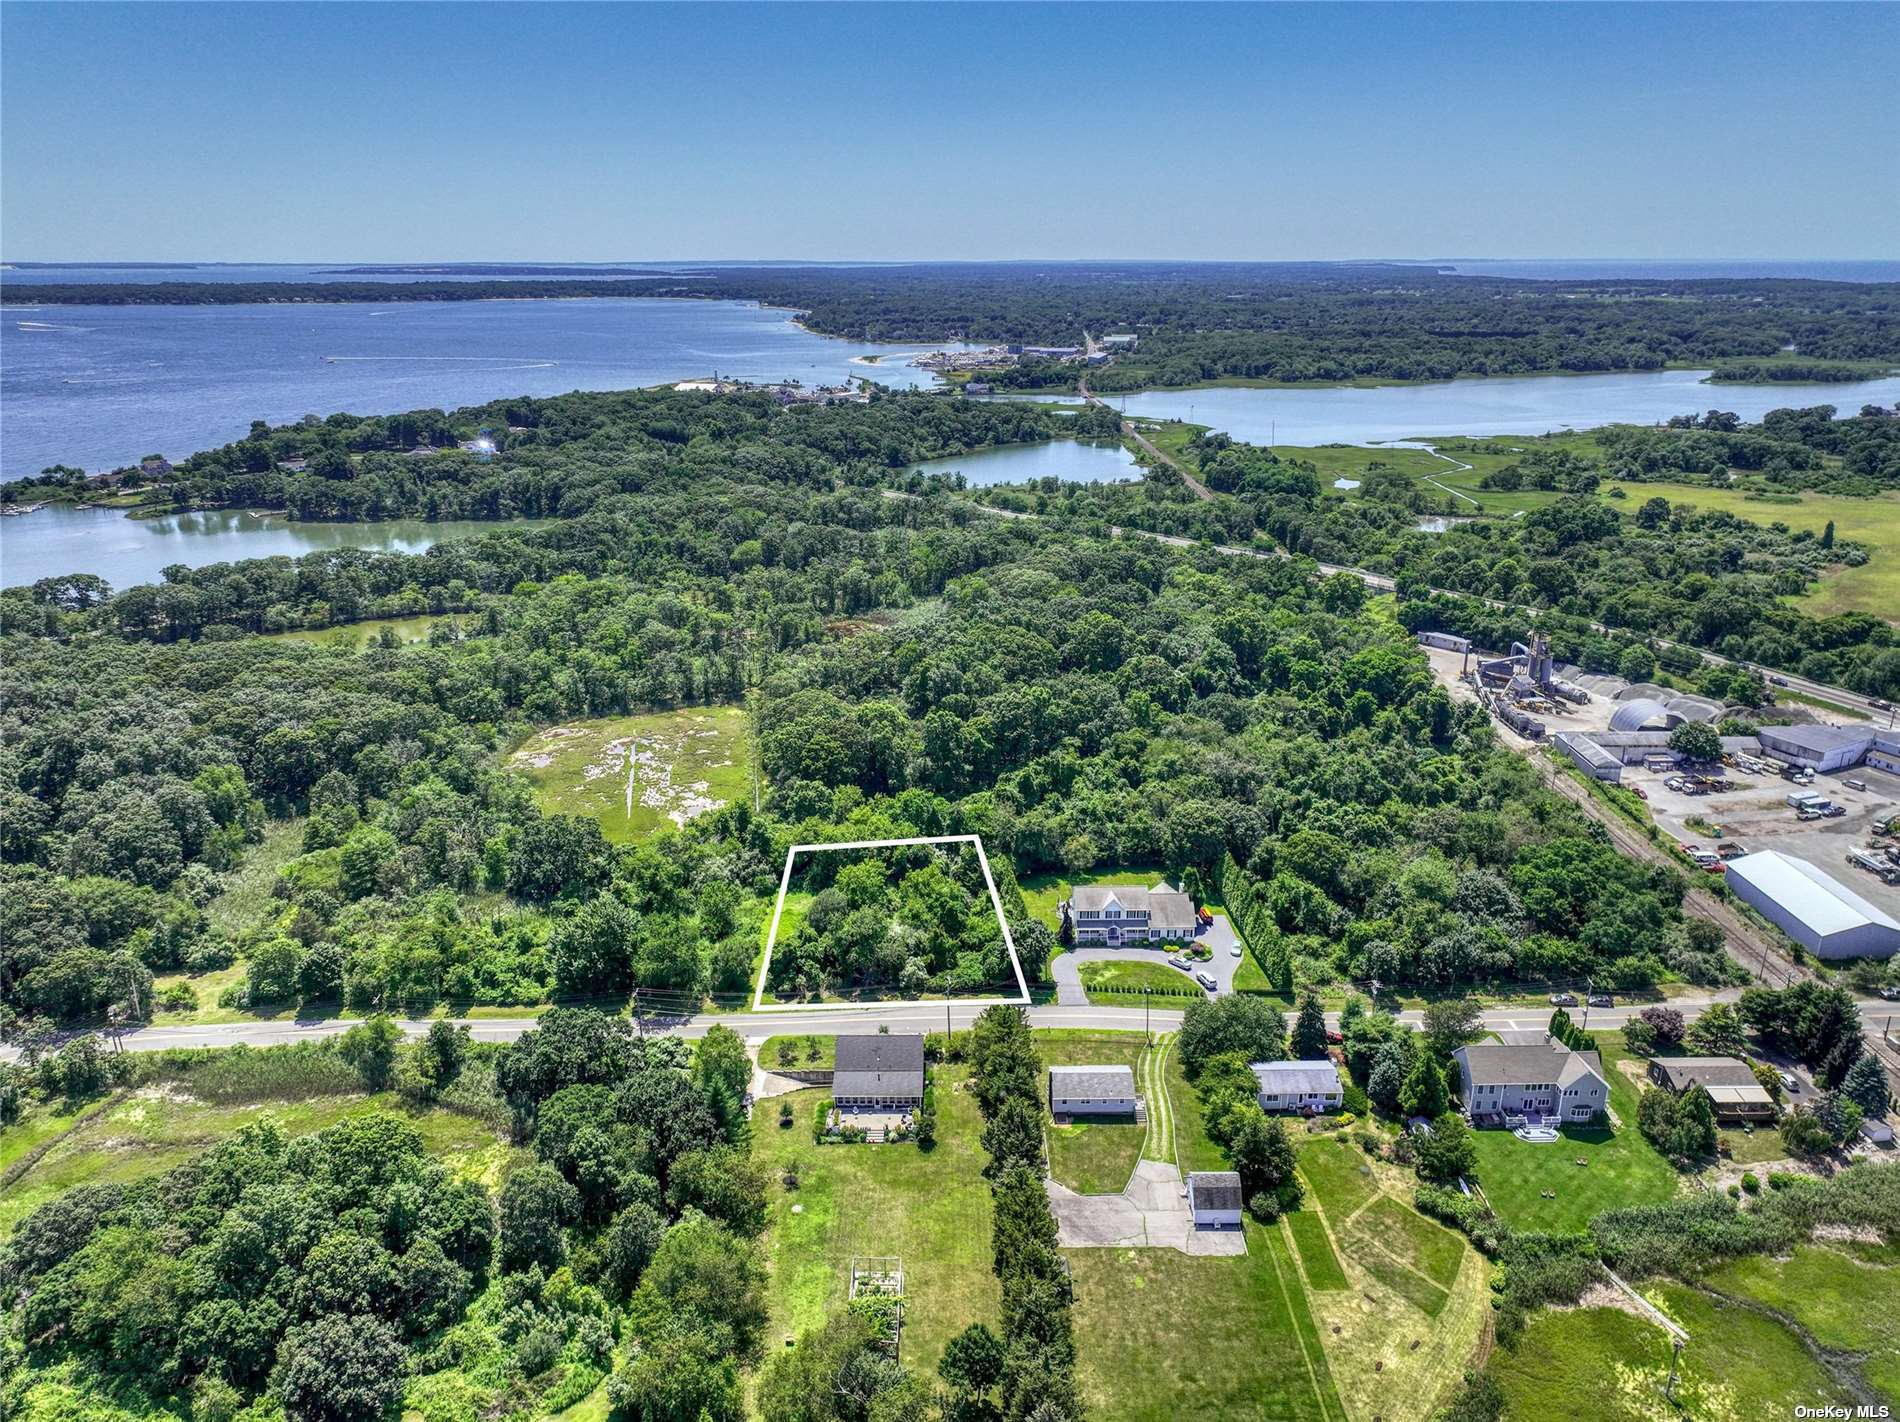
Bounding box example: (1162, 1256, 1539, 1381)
(1878, 987, 1900, 1002)
(1769, 675, 1788, 686)
(1798, 807, 1824, 821)
(1632, 787, 1648, 800)
(1844, 779, 1868, 792)
(1325, 1030, 1344, 1045)
(1195, 972, 1218, 992)
(1548, 992, 1577, 1006)
(1778, 1071, 1799, 1092)
(1588, 993, 1614, 1008)
(1824, 804, 1847, 817)
(1167, 956, 1192, 973)
(1229, 944, 1243, 957)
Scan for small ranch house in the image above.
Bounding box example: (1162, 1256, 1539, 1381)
(1251, 1060, 1344, 1114)
(1067, 882, 1198, 945)
(1048, 1065, 1138, 1116)
(1646, 1057, 1776, 1121)
(1453, 1041, 1608, 1128)
(833, 1034, 926, 1112)
(1188, 1171, 1244, 1228)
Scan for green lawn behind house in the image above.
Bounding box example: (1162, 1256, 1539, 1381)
(1037, 1030, 1149, 1195)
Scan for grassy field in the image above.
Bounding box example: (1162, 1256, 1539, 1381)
(1703, 1243, 1900, 1402)
(260, 613, 450, 647)
(1037, 1030, 1148, 1194)
(0, 1089, 516, 1238)
(509, 706, 754, 844)
(751, 1072, 998, 1377)
(1067, 1223, 1347, 1422)
(1292, 1130, 1489, 1419)
(1491, 1282, 1849, 1420)
(1467, 1032, 1682, 1233)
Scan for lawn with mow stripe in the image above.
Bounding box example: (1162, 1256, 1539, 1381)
(1284, 1209, 1347, 1291)
(1037, 1030, 1148, 1195)
(1076, 957, 1201, 1004)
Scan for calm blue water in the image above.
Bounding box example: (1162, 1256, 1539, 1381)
(910, 439, 1139, 486)
(0, 298, 970, 477)
(0, 506, 545, 590)
(1043, 370, 1900, 448)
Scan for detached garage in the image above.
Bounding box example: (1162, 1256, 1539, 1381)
(1188, 1171, 1244, 1228)
(1048, 1065, 1138, 1117)
(1725, 850, 1900, 960)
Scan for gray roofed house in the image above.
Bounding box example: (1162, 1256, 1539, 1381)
(1048, 1064, 1138, 1116)
(1250, 1060, 1344, 1112)
(1067, 881, 1200, 944)
(1646, 1056, 1776, 1119)
(833, 1034, 926, 1110)
(1188, 1171, 1244, 1227)
(1453, 1041, 1609, 1127)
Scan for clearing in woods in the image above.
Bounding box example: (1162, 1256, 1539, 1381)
(508, 706, 753, 843)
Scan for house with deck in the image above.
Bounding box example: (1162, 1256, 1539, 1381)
(833, 1034, 926, 1113)
(1048, 1065, 1138, 1117)
(1066, 882, 1198, 945)
(1453, 1040, 1609, 1128)
(1251, 1060, 1344, 1113)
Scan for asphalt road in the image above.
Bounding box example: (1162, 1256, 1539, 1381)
(32, 989, 1900, 1062)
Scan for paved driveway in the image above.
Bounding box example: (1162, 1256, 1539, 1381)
(1050, 913, 1245, 1005)
(1046, 1160, 1246, 1257)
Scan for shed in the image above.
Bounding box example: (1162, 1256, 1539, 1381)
(1724, 851, 1900, 960)
(1048, 1065, 1137, 1116)
(1187, 1171, 1244, 1228)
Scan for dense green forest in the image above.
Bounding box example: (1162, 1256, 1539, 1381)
(986, 417, 1900, 700)
(10, 261, 1899, 387)
(1, 387, 1750, 1047)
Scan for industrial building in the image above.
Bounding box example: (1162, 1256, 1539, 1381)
(1724, 850, 1900, 960)
(1551, 729, 1685, 783)
(1757, 722, 1900, 776)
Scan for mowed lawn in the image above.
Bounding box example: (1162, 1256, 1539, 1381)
(509, 705, 753, 844)
(1467, 1032, 1680, 1233)
(1491, 1283, 1847, 1420)
(1077, 957, 1201, 1004)
(1037, 1030, 1148, 1195)
(1294, 1131, 1490, 1421)
(751, 1071, 998, 1377)
(1064, 1043, 1348, 1422)
(1068, 1224, 1346, 1422)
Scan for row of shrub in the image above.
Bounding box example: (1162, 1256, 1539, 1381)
(1213, 852, 1293, 993)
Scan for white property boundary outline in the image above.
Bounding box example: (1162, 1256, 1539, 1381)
(750, 834, 1031, 1012)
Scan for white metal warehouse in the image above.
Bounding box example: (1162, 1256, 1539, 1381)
(1724, 850, 1900, 960)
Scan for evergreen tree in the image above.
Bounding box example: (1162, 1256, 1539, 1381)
(1398, 1054, 1448, 1119)
(1839, 1053, 1891, 1120)
(1290, 991, 1329, 1060)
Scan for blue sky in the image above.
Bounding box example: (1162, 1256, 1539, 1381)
(3, 1, 1895, 262)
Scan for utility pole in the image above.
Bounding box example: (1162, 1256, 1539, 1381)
(1144, 987, 1152, 1044)
(1665, 1337, 1682, 1403)
(632, 988, 645, 1039)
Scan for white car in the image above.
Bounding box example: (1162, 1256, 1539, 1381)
(1195, 972, 1218, 992)
(1778, 1071, 1799, 1092)
(1168, 956, 1192, 973)
(1229, 945, 1243, 957)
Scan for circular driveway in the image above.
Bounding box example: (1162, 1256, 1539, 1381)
(1051, 914, 1244, 1005)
